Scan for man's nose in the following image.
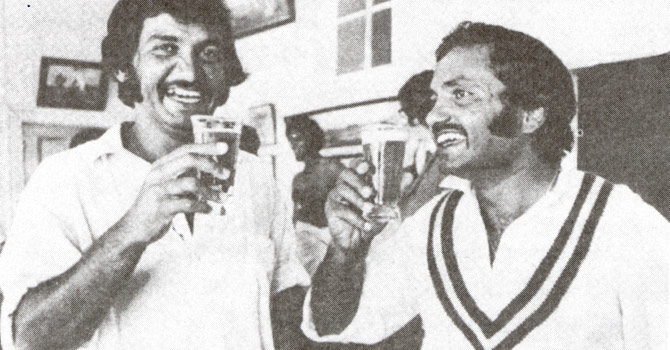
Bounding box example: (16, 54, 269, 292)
(169, 54, 198, 82)
(425, 101, 455, 126)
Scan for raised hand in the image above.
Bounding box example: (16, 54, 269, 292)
(324, 160, 383, 254)
(119, 142, 230, 244)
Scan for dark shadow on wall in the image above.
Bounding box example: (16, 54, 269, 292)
(576, 53, 670, 220)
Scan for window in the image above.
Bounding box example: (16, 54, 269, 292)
(337, 0, 392, 75)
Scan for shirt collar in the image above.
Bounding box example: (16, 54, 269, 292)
(438, 167, 579, 197)
(86, 122, 131, 163)
(438, 175, 471, 192)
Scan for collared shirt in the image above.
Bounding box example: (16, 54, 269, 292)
(302, 169, 669, 350)
(0, 124, 310, 350)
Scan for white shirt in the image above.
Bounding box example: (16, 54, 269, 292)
(302, 169, 669, 349)
(0, 124, 310, 350)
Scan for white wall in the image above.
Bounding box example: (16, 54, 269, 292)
(1, 0, 9, 240)
(1, 0, 669, 232)
(3, 0, 128, 118)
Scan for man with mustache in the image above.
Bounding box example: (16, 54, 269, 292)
(302, 22, 668, 349)
(0, 0, 309, 349)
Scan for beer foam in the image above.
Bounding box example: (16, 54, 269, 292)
(191, 115, 242, 133)
(361, 124, 409, 144)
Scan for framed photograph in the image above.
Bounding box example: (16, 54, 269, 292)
(226, 0, 296, 38)
(248, 104, 277, 146)
(287, 98, 400, 157)
(36, 57, 108, 111)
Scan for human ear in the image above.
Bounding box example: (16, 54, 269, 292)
(521, 108, 546, 134)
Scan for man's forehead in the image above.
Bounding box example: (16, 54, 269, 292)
(139, 13, 223, 43)
(431, 45, 499, 88)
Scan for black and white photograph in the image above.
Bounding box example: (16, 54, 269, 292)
(36, 57, 108, 111)
(0, 0, 668, 350)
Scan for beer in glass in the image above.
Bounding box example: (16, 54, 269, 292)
(191, 115, 242, 214)
(360, 123, 408, 222)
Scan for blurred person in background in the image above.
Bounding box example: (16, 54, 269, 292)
(286, 115, 345, 277)
(398, 70, 437, 188)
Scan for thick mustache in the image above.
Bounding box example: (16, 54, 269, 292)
(432, 121, 467, 138)
(159, 81, 209, 96)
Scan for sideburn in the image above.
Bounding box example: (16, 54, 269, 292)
(487, 103, 522, 138)
(118, 67, 144, 108)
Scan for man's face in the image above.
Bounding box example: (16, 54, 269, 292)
(426, 45, 524, 177)
(287, 131, 309, 161)
(132, 13, 230, 140)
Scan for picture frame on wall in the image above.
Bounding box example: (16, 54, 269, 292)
(36, 57, 108, 111)
(286, 98, 400, 157)
(248, 103, 277, 146)
(226, 0, 296, 38)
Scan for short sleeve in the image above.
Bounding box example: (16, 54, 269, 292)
(0, 160, 85, 350)
(301, 219, 424, 344)
(269, 179, 311, 294)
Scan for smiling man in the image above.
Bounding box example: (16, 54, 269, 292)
(302, 22, 668, 349)
(0, 0, 309, 349)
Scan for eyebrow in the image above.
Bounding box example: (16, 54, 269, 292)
(147, 34, 179, 42)
(197, 39, 223, 48)
(442, 75, 476, 87)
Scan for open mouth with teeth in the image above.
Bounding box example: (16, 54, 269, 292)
(436, 130, 467, 147)
(433, 121, 468, 149)
(166, 86, 203, 105)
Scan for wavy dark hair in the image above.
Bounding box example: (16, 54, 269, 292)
(285, 115, 325, 152)
(436, 21, 576, 164)
(101, 0, 247, 108)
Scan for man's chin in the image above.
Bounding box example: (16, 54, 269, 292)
(435, 153, 473, 176)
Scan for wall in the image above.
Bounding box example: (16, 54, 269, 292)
(1, 0, 669, 233)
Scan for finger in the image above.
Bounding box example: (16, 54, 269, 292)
(165, 198, 212, 215)
(155, 142, 229, 166)
(163, 177, 219, 199)
(425, 139, 437, 154)
(328, 183, 373, 213)
(400, 172, 415, 193)
(155, 153, 226, 181)
(348, 158, 371, 175)
(330, 206, 372, 233)
(163, 177, 199, 196)
(220, 168, 231, 180)
(337, 169, 374, 199)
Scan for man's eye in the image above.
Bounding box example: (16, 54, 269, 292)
(453, 89, 472, 99)
(199, 46, 223, 63)
(153, 43, 178, 56)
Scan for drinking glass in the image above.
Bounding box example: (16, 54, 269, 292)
(360, 123, 409, 222)
(191, 114, 242, 215)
